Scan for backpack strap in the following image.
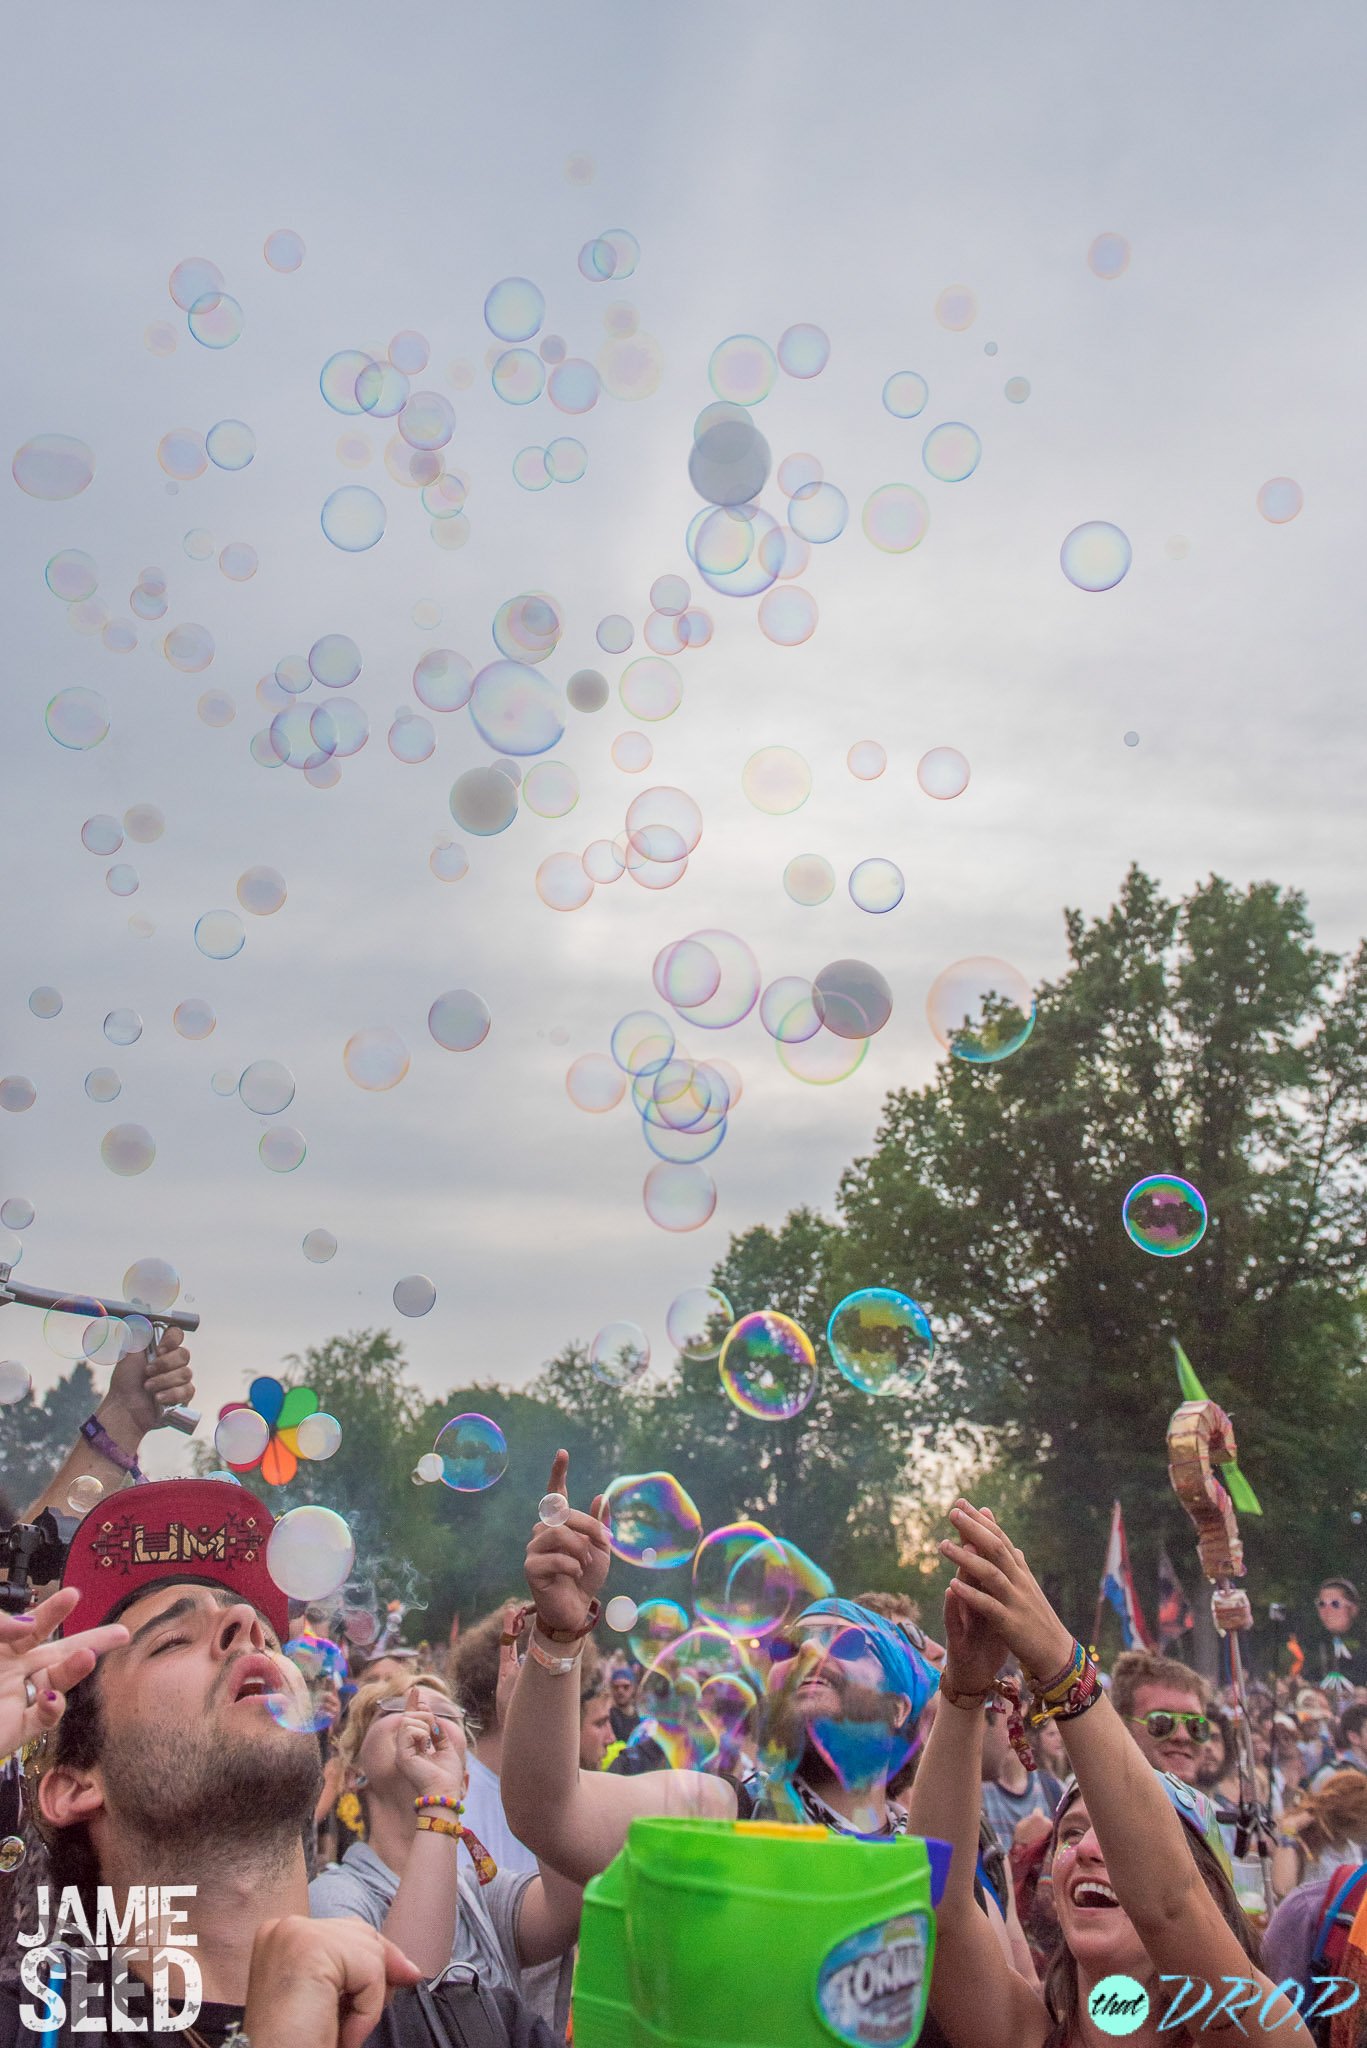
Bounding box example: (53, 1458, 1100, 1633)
(1311, 1863, 1367, 1973)
(415, 1975, 512, 2048)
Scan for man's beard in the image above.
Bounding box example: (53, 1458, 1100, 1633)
(101, 1712, 323, 1877)
(759, 1669, 909, 1794)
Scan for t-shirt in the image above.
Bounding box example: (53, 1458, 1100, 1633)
(462, 1754, 540, 1876)
(1263, 1874, 1332, 1989)
(609, 1704, 639, 1744)
(312, 1841, 573, 2014)
(980, 1770, 1064, 1850)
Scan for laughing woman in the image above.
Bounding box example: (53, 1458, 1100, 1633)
(908, 1502, 1310, 2047)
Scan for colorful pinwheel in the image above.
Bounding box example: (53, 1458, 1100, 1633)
(215, 1375, 342, 1486)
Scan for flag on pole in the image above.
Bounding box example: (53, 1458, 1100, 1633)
(1099, 1501, 1155, 1649)
(1156, 1545, 1194, 1647)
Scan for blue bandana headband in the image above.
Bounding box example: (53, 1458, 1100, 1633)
(796, 1598, 941, 1720)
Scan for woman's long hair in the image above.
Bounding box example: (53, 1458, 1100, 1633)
(1279, 1767, 1367, 1875)
(1040, 1831, 1262, 2048)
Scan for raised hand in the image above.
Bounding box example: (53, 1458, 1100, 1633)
(242, 1914, 423, 2048)
(0, 1587, 129, 1758)
(392, 1685, 466, 1800)
(941, 1571, 1009, 1696)
(524, 1448, 610, 1637)
(938, 1501, 1075, 1681)
(103, 1323, 194, 1440)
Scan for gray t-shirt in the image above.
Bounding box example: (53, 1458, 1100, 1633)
(310, 1841, 575, 2037)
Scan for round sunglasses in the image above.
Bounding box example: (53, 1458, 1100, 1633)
(766, 1624, 874, 1668)
(1129, 1709, 1213, 1744)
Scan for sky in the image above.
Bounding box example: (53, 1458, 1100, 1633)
(3, 0, 1365, 1480)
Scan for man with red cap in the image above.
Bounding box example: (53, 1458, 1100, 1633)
(0, 1476, 557, 2047)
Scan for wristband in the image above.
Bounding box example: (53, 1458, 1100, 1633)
(81, 1414, 145, 1483)
(528, 1632, 582, 1676)
(531, 1598, 601, 1644)
(416, 1814, 463, 1839)
(938, 1680, 992, 1709)
(415, 1793, 463, 1814)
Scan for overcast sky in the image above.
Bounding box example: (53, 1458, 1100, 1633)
(3, 0, 1365, 1479)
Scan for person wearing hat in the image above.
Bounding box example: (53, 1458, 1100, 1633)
(2, 1477, 561, 2047)
(904, 1498, 1309, 2046)
(1314, 1578, 1367, 1687)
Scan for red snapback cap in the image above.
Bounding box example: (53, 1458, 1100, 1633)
(61, 1476, 290, 1641)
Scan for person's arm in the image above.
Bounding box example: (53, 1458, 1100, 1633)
(514, 1862, 585, 1966)
(501, 1452, 735, 1886)
(0, 1586, 129, 1758)
(378, 1687, 468, 1977)
(941, 1501, 1311, 2046)
(905, 1597, 1051, 2048)
(21, 1326, 195, 1521)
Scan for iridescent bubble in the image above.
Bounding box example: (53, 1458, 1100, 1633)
(611, 1011, 675, 1077)
(206, 419, 255, 471)
(1088, 232, 1131, 279)
(590, 1321, 650, 1388)
(435, 1413, 508, 1491)
(1124, 730, 1141, 748)
(626, 787, 703, 864)
(512, 446, 551, 492)
(389, 330, 429, 375)
(883, 372, 929, 419)
(620, 657, 681, 722)
(603, 1472, 703, 1568)
(718, 1313, 817, 1420)
(101, 1124, 155, 1176)
(28, 987, 61, 1019)
(653, 938, 721, 1010)
(188, 291, 244, 348)
(388, 709, 435, 763)
(12, 434, 95, 500)
(164, 622, 215, 673)
(309, 634, 362, 688)
(310, 700, 369, 759)
(827, 1288, 934, 1396)
(668, 930, 760, 1031)
(789, 483, 847, 545)
(0, 1359, 31, 1406)
(209, 1069, 239, 1097)
(261, 1133, 306, 1172)
(758, 526, 810, 583)
(545, 435, 588, 480)
(67, 1475, 105, 1516)
(566, 1054, 626, 1113)
(238, 1060, 296, 1116)
(757, 586, 817, 646)
(157, 428, 208, 481)
(264, 228, 305, 271)
(469, 660, 564, 756)
(689, 403, 771, 508)
(172, 998, 216, 1040)
(643, 1162, 716, 1232)
(235, 867, 286, 917)
(492, 350, 545, 404)
(849, 859, 904, 914)
(597, 615, 633, 655)
(759, 976, 822, 1043)
(812, 957, 892, 1041)
(103, 619, 138, 651)
(103, 1008, 143, 1047)
(783, 853, 835, 906)
(742, 746, 811, 815)
(321, 486, 386, 552)
(917, 746, 970, 799)
(484, 277, 544, 342)
(934, 285, 978, 331)
(776, 324, 830, 378)
(624, 1599, 688, 1666)
(122, 1257, 180, 1314)
(687, 504, 780, 599)
(215, 1408, 269, 1466)
(692, 1524, 783, 1635)
(524, 761, 579, 816)
(1005, 377, 1031, 404)
(398, 391, 455, 451)
(0, 1077, 35, 1113)
(0, 1198, 33, 1230)
(320, 349, 376, 415)
(356, 361, 410, 418)
(45, 549, 98, 602)
(145, 322, 177, 355)
(267, 1506, 356, 1601)
(392, 1274, 436, 1318)
(862, 485, 930, 553)
(414, 649, 473, 711)
(46, 687, 109, 750)
(922, 423, 982, 482)
(494, 593, 563, 664)
(567, 668, 609, 713)
(106, 863, 139, 897)
(1060, 521, 1131, 591)
(926, 956, 1035, 1062)
(218, 539, 259, 583)
(604, 1595, 638, 1632)
(665, 1286, 733, 1361)
(429, 839, 469, 882)
(709, 334, 777, 405)
(1122, 1175, 1208, 1257)
(296, 1412, 342, 1461)
(195, 910, 245, 960)
(536, 852, 594, 911)
(546, 358, 598, 416)
(582, 839, 626, 885)
(84, 1069, 120, 1103)
(450, 765, 519, 836)
(428, 990, 491, 1052)
(302, 1229, 337, 1263)
(1257, 477, 1303, 524)
(844, 741, 886, 784)
(344, 1028, 410, 1091)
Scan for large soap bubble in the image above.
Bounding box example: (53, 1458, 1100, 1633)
(666, 1286, 733, 1360)
(434, 1413, 508, 1491)
(827, 1288, 934, 1396)
(589, 1320, 650, 1388)
(267, 1506, 356, 1601)
(1122, 1175, 1208, 1257)
(602, 1472, 703, 1567)
(926, 956, 1035, 1063)
(718, 1312, 818, 1420)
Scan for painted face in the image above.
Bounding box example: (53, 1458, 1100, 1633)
(1051, 1797, 1147, 1977)
(765, 1618, 888, 1715)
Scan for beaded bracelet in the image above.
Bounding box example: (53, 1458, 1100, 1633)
(1026, 1652, 1101, 1729)
(414, 1792, 463, 1814)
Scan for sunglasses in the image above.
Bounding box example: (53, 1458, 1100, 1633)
(1318, 1595, 1355, 1609)
(376, 1695, 464, 1727)
(767, 1624, 873, 1668)
(1129, 1710, 1212, 1744)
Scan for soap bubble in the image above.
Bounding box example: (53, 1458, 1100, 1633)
(813, 958, 893, 1039)
(848, 859, 904, 914)
(602, 1472, 703, 1567)
(922, 422, 982, 482)
(28, 987, 61, 1019)
(321, 486, 386, 552)
(195, 911, 246, 960)
(237, 867, 287, 917)
(759, 977, 823, 1043)
(0, 1079, 36, 1113)
(14, 435, 95, 499)
(883, 372, 928, 419)
(783, 854, 836, 907)
(628, 1599, 690, 1666)
(46, 687, 109, 750)
(926, 956, 1035, 1063)
(777, 324, 829, 378)
(539, 1493, 571, 1526)
(260, 1127, 307, 1173)
(611, 1011, 675, 1077)
(566, 1055, 626, 1113)
(435, 1413, 508, 1491)
(46, 550, 98, 602)
(1087, 232, 1131, 279)
(296, 1413, 343, 1461)
(393, 1275, 436, 1317)
(708, 334, 777, 405)
(415, 1453, 444, 1484)
(238, 1061, 296, 1116)
(302, 1230, 337, 1264)
(689, 404, 771, 507)
(597, 615, 633, 654)
(67, 1475, 105, 1515)
(0, 1199, 34, 1230)
(1257, 477, 1303, 524)
(206, 419, 255, 470)
(450, 765, 519, 836)
(123, 1258, 180, 1313)
(788, 482, 847, 544)
(484, 277, 544, 342)
(267, 1506, 356, 1601)
(590, 1321, 650, 1388)
(693, 1522, 791, 1635)
(847, 741, 887, 780)
(718, 1313, 818, 1420)
(101, 1125, 155, 1176)
(827, 1288, 934, 1395)
(605, 1596, 639, 1632)
(215, 1408, 270, 1466)
(1060, 521, 1131, 592)
(862, 485, 930, 553)
(188, 291, 244, 348)
(757, 586, 818, 645)
(264, 229, 305, 272)
(934, 285, 978, 330)
(620, 656, 681, 722)
(343, 1028, 410, 1091)
(469, 660, 564, 756)
(84, 1069, 120, 1103)
(1122, 1175, 1208, 1257)
(917, 747, 970, 799)
(666, 1286, 733, 1360)
(567, 669, 609, 713)
(742, 747, 811, 815)
(429, 990, 491, 1052)
(643, 1163, 716, 1232)
(0, 1362, 32, 1405)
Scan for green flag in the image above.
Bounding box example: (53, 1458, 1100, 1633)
(1170, 1339, 1262, 1515)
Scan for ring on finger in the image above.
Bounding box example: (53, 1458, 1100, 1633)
(23, 1678, 38, 1709)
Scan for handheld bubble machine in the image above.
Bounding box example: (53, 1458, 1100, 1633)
(572, 1816, 951, 2048)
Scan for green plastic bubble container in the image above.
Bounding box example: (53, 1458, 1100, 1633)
(572, 1816, 949, 2048)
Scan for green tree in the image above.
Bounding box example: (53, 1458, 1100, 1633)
(831, 866, 1367, 1631)
(0, 1359, 101, 1516)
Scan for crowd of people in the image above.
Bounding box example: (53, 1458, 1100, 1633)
(0, 1332, 1364, 2045)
